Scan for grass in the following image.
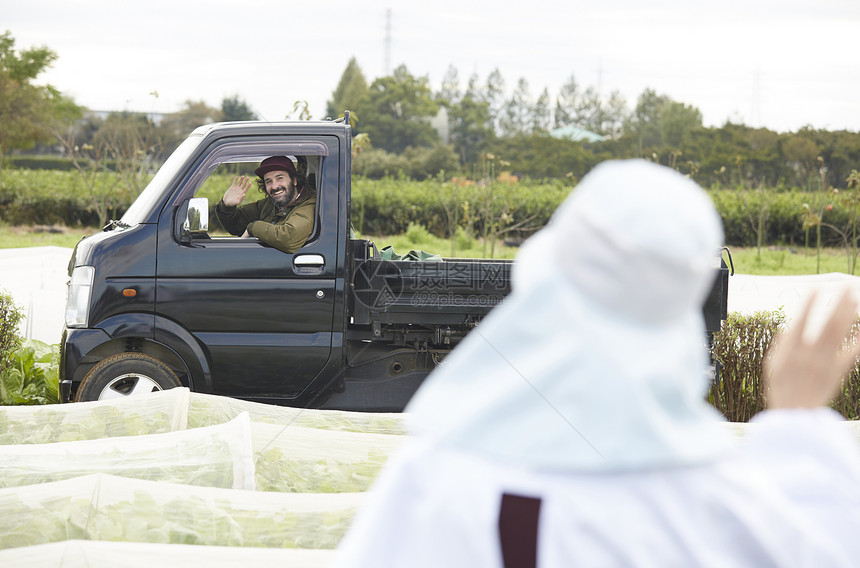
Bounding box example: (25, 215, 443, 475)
(0, 225, 99, 249)
(3, 224, 859, 276)
(727, 246, 860, 276)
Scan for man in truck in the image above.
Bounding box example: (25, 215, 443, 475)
(215, 155, 316, 253)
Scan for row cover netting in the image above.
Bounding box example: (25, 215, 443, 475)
(252, 422, 405, 492)
(0, 473, 363, 550)
(0, 407, 407, 492)
(0, 388, 190, 444)
(0, 540, 335, 568)
(0, 388, 408, 444)
(0, 413, 255, 490)
(0, 389, 406, 564)
(187, 391, 408, 435)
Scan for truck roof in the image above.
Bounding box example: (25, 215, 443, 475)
(190, 120, 350, 139)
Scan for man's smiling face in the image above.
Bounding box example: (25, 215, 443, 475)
(263, 170, 296, 207)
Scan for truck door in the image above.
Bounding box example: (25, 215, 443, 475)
(154, 139, 341, 402)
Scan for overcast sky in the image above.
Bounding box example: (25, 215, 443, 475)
(6, 0, 860, 133)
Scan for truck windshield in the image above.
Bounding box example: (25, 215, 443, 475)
(121, 134, 203, 225)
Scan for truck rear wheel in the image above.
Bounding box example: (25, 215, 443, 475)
(75, 353, 182, 402)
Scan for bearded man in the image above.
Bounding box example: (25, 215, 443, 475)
(215, 155, 316, 253)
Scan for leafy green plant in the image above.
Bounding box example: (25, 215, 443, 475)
(251, 423, 403, 493)
(0, 339, 60, 405)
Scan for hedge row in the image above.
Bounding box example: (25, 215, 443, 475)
(0, 169, 133, 227)
(2, 168, 858, 247)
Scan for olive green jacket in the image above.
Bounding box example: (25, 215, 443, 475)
(215, 189, 316, 253)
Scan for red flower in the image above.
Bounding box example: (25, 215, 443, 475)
(827, 204, 833, 211)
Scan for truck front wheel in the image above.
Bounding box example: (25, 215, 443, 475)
(75, 353, 182, 402)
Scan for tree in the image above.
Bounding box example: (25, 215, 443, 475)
(464, 72, 482, 100)
(659, 100, 702, 148)
(326, 57, 368, 120)
(449, 94, 493, 166)
(554, 74, 581, 129)
(500, 77, 532, 137)
(354, 65, 438, 154)
(483, 68, 505, 135)
(590, 90, 628, 138)
(56, 111, 163, 227)
(625, 88, 670, 152)
(488, 133, 596, 180)
(781, 133, 820, 189)
(221, 95, 258, 121)
(554, 74, 627, 137)
(532, 88, 552, 134)
(158, 100, 222, 151)
(437, 64, 461, 107)
(0, 31, 80, 157)
(624, 88, 702, 155)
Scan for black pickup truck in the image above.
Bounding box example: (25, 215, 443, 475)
(60, 117, 729, 411)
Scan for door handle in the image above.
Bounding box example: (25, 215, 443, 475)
(293, 254, 325, 268)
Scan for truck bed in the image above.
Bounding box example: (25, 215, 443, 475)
(347, 239, 513, 345)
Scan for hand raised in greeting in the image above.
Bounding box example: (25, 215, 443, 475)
(222, 175, 253, 207)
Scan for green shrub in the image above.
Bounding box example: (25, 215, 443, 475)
(404, 222, 433, 245)
(708, 187, 854, 248)
(0, 291, 22, 365)
(454, 226, 473, 250)
(353, 148, 411, 179)
(710, 310, 860, 421)
(0, 291, 24, 403)
(0, 168, 133, 226)
(710, 310, 784, 421)
(831, 320, 860, 420)
(8, 156, 77, 171)
(351, 177, 570, 238)
(354, 144, 459, 180)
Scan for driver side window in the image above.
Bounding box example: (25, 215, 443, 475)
(191, 156, 320, 244)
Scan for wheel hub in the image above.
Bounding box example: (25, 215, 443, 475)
(99, 373, 163, 400)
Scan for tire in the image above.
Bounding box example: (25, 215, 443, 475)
(75, 352, 182, 402)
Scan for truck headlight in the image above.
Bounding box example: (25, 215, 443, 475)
(65, 266, 94, 328)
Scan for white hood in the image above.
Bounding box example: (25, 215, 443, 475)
(405, 159, 735, 471)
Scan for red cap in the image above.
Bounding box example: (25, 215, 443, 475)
(255, 156, 297, 178)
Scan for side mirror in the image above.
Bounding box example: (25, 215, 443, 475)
(183, 197, 209, 234)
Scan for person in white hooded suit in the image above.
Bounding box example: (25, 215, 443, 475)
(334, 160, 860, 567)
